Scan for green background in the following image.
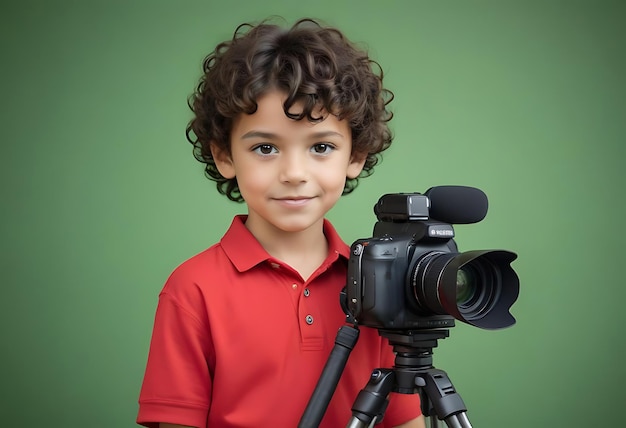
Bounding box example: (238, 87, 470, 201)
(1, 1, 624, 427)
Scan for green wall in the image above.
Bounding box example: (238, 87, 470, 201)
(1, 1, 624, 426)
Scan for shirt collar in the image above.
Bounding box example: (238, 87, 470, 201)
(220, 215, 350, 272)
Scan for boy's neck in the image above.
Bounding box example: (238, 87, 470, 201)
(244, 216, 329, 280)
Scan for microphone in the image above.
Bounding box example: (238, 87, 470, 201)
(424, 185, 488, 224)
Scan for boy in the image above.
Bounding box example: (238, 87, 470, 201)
(137, 18, 425, 428)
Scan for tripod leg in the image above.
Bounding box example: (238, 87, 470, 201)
(426, 408, 470, 428)
(416, 369, 472, 428)
(455, 412, 472, 428)
(346, 369, 395, 428)
(300, 325, 360, 428)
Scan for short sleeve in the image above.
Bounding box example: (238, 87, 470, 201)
(137, 279, 214, 428)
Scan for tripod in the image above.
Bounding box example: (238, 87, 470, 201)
(347, 329, 471, 428)
(298, 326, 472, 428)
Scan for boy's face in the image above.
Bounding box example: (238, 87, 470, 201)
(212, 90, 365, 237)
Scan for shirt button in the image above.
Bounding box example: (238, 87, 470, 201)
(303, 288, 310, 297)
(292, 283, 298, 290)
(305, 315, 314, 325)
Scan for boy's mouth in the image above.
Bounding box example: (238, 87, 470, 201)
(274, 196, 314, 205)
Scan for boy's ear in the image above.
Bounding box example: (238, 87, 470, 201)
(347, 152, 367, 179)
(210, 142, 236, 179)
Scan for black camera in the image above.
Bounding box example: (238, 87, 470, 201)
(345, 186, 519, 331)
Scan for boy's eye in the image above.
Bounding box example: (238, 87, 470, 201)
(311, 143, 334, 154)
(253, 144, 277, 155)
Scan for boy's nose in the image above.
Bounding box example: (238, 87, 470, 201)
(279, 153, 309, 183)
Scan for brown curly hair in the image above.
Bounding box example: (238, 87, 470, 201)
(186, 18, 394, 202)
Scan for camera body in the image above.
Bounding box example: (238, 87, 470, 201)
(345, 189, 519, 331)
(346, 210, 458, 330)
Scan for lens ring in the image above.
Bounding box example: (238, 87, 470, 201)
(411, 251, 446, 312)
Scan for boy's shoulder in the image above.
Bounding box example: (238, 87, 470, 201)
(162, 216, 263, 288)
(162, 241, 226, 291)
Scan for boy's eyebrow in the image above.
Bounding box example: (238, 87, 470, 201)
(240, 131, 277, 140)
(240, 130, 347, 140)
(309, 131, 347, 139)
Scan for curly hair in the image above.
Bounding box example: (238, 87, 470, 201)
(186, 18, 394, 202)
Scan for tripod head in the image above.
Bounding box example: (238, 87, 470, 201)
(374, 329, 471, 428)
(378, 329, 450, 394)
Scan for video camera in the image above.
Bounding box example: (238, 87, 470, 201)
(300, 186, 520, 427)
(344, 185, 519, 331)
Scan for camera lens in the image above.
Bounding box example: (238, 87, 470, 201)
(454, 259, 499, 321)
(410, 249, 519, 329)
(456, 267, 476, 306)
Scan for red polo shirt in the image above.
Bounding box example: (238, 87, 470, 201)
(137, 215, 421, 427)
